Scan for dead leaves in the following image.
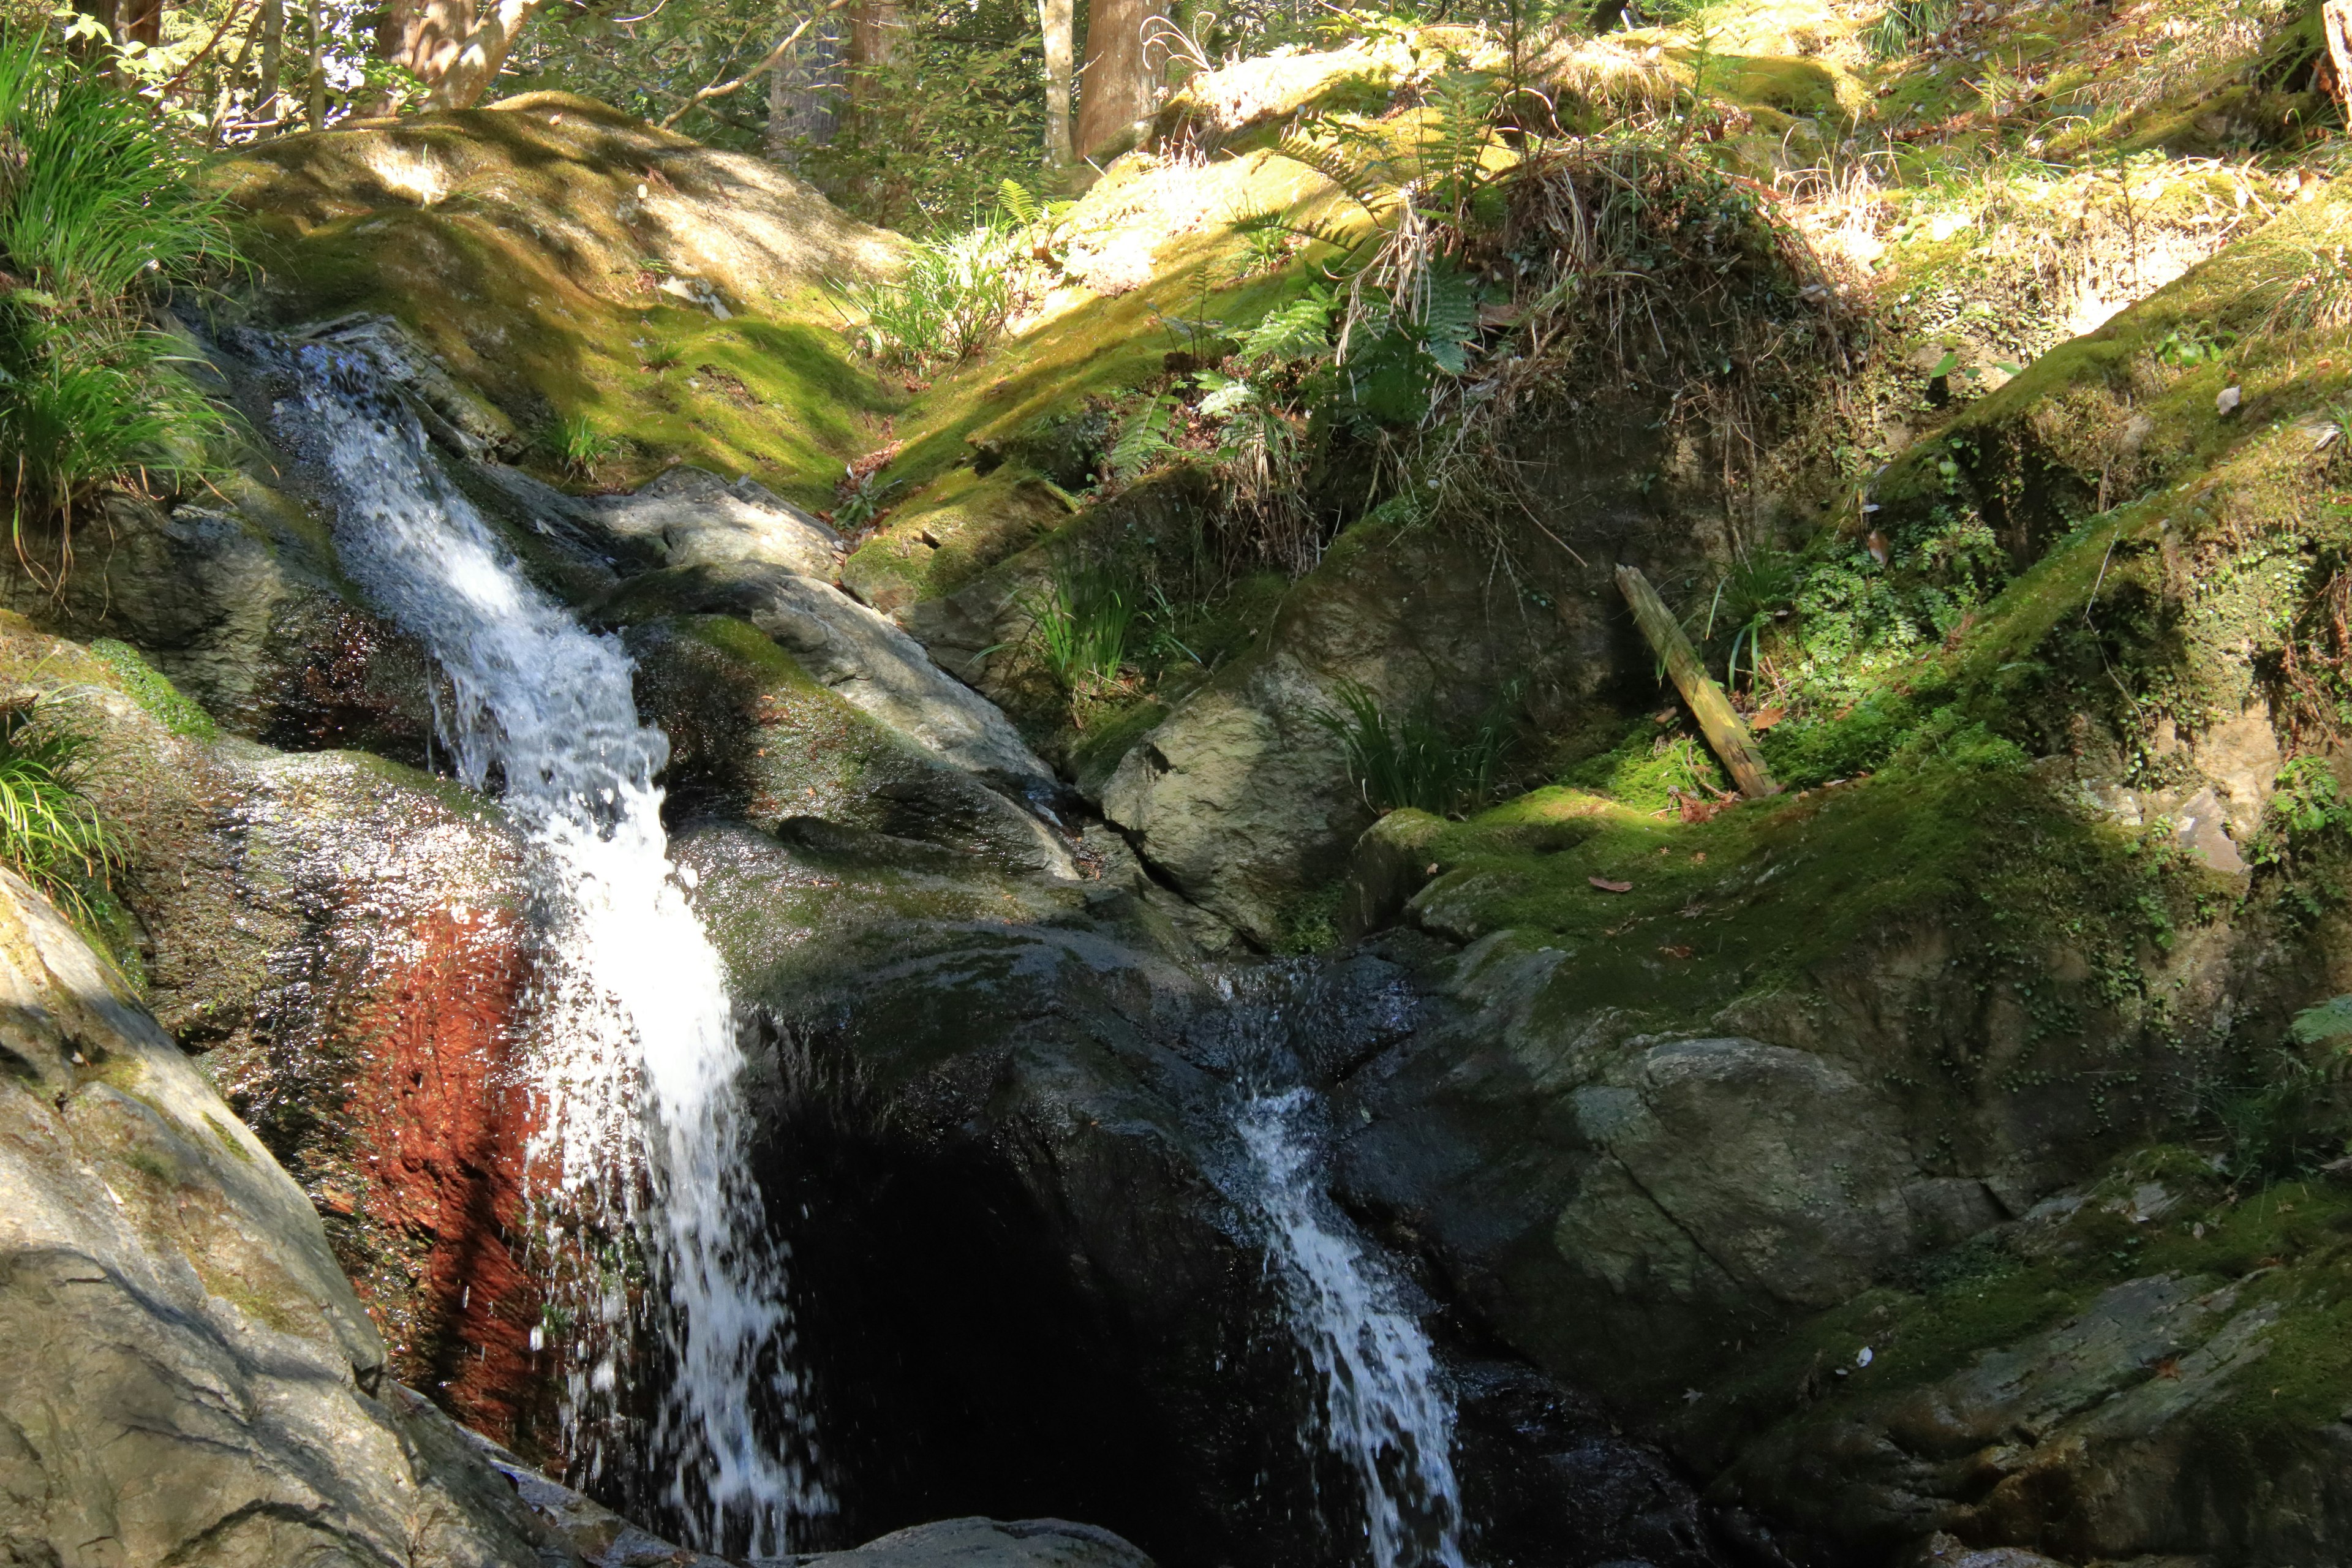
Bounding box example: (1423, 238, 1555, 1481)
(1589, 876, 1634, 894)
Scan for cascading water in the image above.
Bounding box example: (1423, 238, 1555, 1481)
(1235, 1085, 1468, 1568)
(263, 345, 826, 1555)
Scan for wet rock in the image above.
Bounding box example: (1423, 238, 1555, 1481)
(0, 864, 576, 1568)
(0, 484, 440, 764)
(299, 312, 524, 461)
(774, 1518, 1156, 1567)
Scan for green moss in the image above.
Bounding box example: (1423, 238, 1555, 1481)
(89, 639, 216, 741)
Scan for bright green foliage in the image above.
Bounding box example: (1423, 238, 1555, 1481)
(89, 639, 217, 742)
(0, 37, 235, 539)
(832, 219, 1021, 369)
(0, 699, 123, 924)
(551, 412, 620, 475)
(1314, 679, 1513, 816)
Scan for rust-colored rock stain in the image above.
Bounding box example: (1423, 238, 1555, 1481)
(344, 903, 546, 1445)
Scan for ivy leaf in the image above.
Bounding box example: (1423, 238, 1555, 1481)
(1928, 350, 1960, 379)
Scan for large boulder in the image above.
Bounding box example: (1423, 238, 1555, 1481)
(0, 862, 573, 1567)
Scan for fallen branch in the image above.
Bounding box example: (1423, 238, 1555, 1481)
(658, 0, 852, 130)
(1615, 563, 1779, 800)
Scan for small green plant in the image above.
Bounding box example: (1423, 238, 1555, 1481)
(1024, 553, 1138, 695)
(2250, 756, 2352, 865)
(831, 218, 1022, 369)
(834, 466, 902, 531)
(550, 413, 617, 475)
(1862, 0, 1956, 58)
(0, 699, 121, 922)
(2215, 1049, 2345, 1186)
(1314, 680, 1514, 817)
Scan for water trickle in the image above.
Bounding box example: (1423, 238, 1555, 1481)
(266, 347, 826, 1554)
(1235, 1085, 1468, 1568)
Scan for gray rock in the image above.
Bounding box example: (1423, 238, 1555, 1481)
(588, 464, 844, 580)
(0, 864, 573, 1568)
(770, 1517, 1155, 1567)
(597, 560, 1057, 791)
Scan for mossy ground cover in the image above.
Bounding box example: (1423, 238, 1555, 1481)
(219, 99, 902, 509)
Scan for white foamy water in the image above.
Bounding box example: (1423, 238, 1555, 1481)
(270, 349, 826, 1554)
(1237, 1087, 1466, 1568)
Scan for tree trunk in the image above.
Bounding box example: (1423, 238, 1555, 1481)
(764, 0, 838, 159)
(121, 0, 163, 47)
(1073, 0, 1161, 162)
(1036, 0, 1074, 176)
(306, 0, 326, 127)
(378, 0, 488, 99)
(254, 0, 284, 121)
(1614, 565, 1779, 799)
(844, 0, 900, 115)
(420, 0, 547, 107)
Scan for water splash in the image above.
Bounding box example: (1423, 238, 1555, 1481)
(1236, 1086, 1467, 1568)
(266, 348, 826, 1554)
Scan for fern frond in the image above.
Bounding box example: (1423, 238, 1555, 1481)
(998, 178, 1042, 225)
(1275, 132, 1401, 219)
(1109, 393, 1179, 481)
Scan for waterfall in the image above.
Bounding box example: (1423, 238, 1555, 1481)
(1235, 1085, 1468, 1568)
(265, 347, 826, 1555)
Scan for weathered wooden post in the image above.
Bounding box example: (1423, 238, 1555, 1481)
(1615, 563, 1780, 800)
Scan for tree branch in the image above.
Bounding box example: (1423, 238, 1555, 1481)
(658, 0, 851, 130)
(157, 0, 262, 97)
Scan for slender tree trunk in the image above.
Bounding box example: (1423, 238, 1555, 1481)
(420, 0, 547, 107)
(121, 0, 164, 47)
(1035, 0, 1074, 177)
(258, 0, 284, 122)
(306, 0, 327, 127)
(845, 0, 900, 118)
(764, 0, 837, 159)
(1073, 0, 1161, 162)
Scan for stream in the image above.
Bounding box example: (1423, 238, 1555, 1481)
(270, 347, 827, 1555)
(258, 344, 1482, 1566)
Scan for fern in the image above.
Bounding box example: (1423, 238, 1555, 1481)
(1416, 266, 1480, 375)
(1109, 393, 1179, 481)
(1275, 131, 1400, 220)
(1241, 288, 1337, 361)
(999, 178, 1042, 225)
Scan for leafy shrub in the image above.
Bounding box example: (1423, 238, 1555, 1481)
(0, 37, 236, 547)
(1315, 680, 1514, 816)
(0, 699, 122, 922)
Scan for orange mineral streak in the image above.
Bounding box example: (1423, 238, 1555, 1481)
(350, 903, 545, 1444)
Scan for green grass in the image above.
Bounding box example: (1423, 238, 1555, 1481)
(0, 36, 237, 544)
(1314, 679, 1514, 818)
(1023, 551, 1139, 695)
(0, 698, 123, 924)
(830, 218, 1022, 370)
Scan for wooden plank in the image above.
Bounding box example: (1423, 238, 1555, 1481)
(1615, 564, 1780, 801)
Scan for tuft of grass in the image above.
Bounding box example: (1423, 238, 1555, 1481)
(1023, 551, 1139, 696)
(1314, 679, 1514, 817)
(831, 219, 1022, 370)
(1862, 0, 1956, 59)
(0, 36, 238, 562)
(549, 412, 619, 475)
(0, 698, 123, 924)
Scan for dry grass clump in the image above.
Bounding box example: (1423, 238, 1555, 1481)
(1534, 35, 1682, 127)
